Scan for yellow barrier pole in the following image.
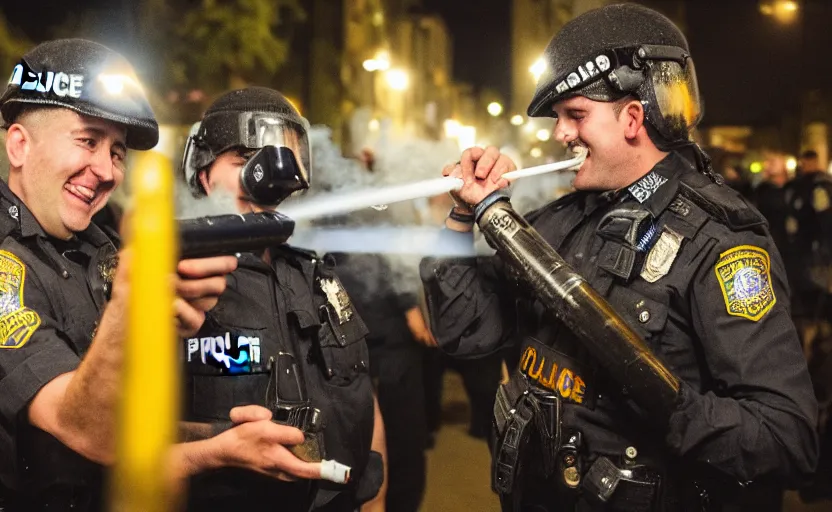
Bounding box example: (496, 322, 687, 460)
(110, 151, 178, 512)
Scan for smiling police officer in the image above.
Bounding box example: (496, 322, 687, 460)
(0, 39, 248, 511)
(421, 5, 818, 511)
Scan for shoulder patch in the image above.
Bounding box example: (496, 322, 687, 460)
(714, 245, 776, 322)
(0, 251, 41, 348)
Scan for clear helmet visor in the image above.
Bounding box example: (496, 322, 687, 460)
(242, 113, 311, 185)
(647, 58, 702, 141)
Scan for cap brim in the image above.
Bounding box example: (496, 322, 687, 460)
(1, 98, 159, 150)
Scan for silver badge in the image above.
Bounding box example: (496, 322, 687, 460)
(640, 228, 683, 283)
(8, 206, 18, 220)
(254, 164, 264, 182)
(320, 277, 353, 324)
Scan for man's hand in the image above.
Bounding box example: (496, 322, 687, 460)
(441, 146, 516, 211)
(405, 307, 437, 348)
(175, 256, 238, 337)
(213, 405, 323, 481)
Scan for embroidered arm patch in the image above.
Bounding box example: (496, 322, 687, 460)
(0, 251, 42, 348)
(714, 245, 775, 321)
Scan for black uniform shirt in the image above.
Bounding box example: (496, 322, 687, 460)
(421, 152, 818, 492)
(182, 248, 376, 510)
(0, 179, 117, 505)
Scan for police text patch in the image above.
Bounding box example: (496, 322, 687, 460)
(714, 245, 776, 321)
(0, 251, 41, 348)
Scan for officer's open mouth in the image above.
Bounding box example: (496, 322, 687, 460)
(64, 183, 97, 205)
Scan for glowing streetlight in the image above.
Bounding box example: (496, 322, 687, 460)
(362, 50, 391, 72)
(536, 129, 551, 142)
(443, 119, 461, 138)
(786, 157, 797, 171)
(487, 102, 503, 117)
(530, 57, 547, 82)
(385, 69, 409, 91)
(759, 0, 799, 23)
(749, 162, 763, 173)
(530, 147, 543, 158)
(510, 115, 524, 126)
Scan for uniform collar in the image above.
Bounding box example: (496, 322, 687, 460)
(579, 152, 693, 218)
(0, 179, 115, 248)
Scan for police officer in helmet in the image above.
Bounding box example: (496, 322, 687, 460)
(422, 4, 817, 511)
(0, 38, 264, 511)
(180, 86, 383, 511)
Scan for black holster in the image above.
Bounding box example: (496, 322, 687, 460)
(492, 372, 563, 510)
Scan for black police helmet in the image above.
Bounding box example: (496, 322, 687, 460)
(0, 38, 159, 150)
(527, 3, 702, 143)
(183, 86, 311, 200)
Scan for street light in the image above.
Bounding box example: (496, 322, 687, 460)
(530, 57, 546, 82)
(536, 129, 551, 142)
(362, 50, 391, 72)
(385, 69, 409, 91)
(530, 147, 543, 158)
(487, 102, 503, 117)
(759, 0, 799, 23)
(510, 115, 524, 126)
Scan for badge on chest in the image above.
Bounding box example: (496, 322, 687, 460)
(640, 228, 684, 283)
(320, 276, 353, 324)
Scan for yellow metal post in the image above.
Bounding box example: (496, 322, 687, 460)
(111, 151, 178, 512)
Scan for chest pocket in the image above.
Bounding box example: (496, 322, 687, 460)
(185, 286, 271, 376)
(313, 272, 370, 387)
(606, 285, 669, 350)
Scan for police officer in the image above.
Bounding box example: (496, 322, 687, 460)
(783, 150, 832, 336)
(752, 155, 790, 254)
(181, 86, 382, 511)
(0, 39, 327, 512)
(421, 5, 818, 511)
(784, 152, 832, 501)
(328, 251, 428, 512)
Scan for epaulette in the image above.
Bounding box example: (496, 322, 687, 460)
(273, 243, 319, 261)
(677, 172, 766, 231)
(0, 215, 17, 240)
(523, 191, 583, 224)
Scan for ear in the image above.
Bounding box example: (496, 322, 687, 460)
(5, 123, 32, 169)
(622, 100, 646, 140)
(197, 169, 212, 195)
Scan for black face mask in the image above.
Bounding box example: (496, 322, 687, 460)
(240, 145, 310, 206)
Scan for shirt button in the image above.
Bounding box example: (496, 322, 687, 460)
(638, 310, 650, 323)
(61, 270, 69, 279)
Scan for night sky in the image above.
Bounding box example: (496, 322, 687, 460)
(424, 0, 832, 127)
(5, 0, 832, 127)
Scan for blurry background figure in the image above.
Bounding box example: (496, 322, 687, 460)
(783, 149, 832, 342)
(785, 149, 832, 504)
(329, 250, 428, 512)
(753, 153, 790, 253)
(420, 193, 503, 446)
(721, 164, 754, 199)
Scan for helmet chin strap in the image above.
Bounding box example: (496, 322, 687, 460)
(644, 122, 721, 184)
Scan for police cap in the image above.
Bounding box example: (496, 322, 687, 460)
(0, 38, 159, 150)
